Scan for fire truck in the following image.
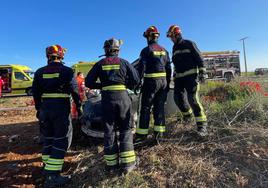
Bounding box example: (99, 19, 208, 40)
(202, 51, 241, 82)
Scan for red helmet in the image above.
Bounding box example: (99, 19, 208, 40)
(166, 25, 182, 37)
(46, 45, 66, 59)
(143, 26, 160, 38)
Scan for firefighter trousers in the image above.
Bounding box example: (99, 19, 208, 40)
(101, 91, 135, 168)
(39, 99, 73, 174)
(136, 78, 167, 136)
(174, 75, 207, 127)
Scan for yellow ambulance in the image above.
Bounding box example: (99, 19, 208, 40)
(0, 64, 34, 95)
(71, 61, 96, 76)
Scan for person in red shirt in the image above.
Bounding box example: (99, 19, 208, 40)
(76, 72, 86, 101)
(2, 73, 9, 91)
(0, 76, 4, 97)
(71, 72, 87, 119)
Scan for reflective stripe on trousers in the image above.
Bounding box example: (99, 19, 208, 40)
(104, 154, 119, 166)
(154, 125, 165, 132)
(181, 108, 193, 116)
(195, 84, 207, 123)
(120, 150, 136, 164)
(136, 128, 149, 135)
(44, 157, 64, 171)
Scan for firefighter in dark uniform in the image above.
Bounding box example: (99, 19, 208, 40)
(166, 25, 208, 137)
(135, 26, 171, 143)
(32, 45, 81, 187)
(85, 38, 139, 174)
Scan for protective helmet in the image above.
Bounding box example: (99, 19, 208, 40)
(103, 38, 123, 51)
(46, 44, 66, 59)
(166, 25, 182, 37)
(143, 26, 160, 38)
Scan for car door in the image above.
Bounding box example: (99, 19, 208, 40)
(13, 71, 29, 91)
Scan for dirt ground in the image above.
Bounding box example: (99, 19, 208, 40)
(0, 107, 79, 188)
(1, 91, 268, 187)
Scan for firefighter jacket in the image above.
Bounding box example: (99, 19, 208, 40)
(136, 41, 171, 84)
(172, 39, 205, 78)
(85, 55, 140, 91)
(32, 62, 81, 111)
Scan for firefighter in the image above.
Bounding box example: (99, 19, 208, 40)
(0, 76, 4, 97)
(134, 26, 171, 143)
(32, 44, 81, 187)
(85, 38, 139, 174)
(166, 25, 208, 137)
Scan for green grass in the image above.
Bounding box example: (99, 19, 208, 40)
(241, 72, 255, 76)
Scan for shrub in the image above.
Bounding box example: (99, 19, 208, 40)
(201, 80, 268, 127)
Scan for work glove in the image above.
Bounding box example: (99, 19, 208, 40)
(36, 110, 40, 120)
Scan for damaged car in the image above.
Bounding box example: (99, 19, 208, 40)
(80, 89, 177, 138)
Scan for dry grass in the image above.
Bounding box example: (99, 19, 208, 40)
(66, 119, 268, 188)
(1, 79, 268, 187)
(66, 79, 268, 188)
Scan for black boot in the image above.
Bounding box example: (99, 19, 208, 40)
(134, 134, 147, 145)
(120, 157, 139, 175)
(183, 115, 192, 125)
(44, 174, 71, 188)
(177, 115, 192, 125)
(104, 165, 119, 175)
(197, 126, 208, 137)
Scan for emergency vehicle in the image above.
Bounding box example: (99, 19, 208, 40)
(71, 61, 96, 76)
(0, 64, 34, 95)
(202, 51, 241, 82)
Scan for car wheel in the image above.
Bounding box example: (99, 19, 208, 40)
(224, 73, 233, 82)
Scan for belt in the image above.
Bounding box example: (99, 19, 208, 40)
(102, 85, 126, 91)
(144, 72, 166, 78)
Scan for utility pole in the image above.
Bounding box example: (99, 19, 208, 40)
(239, 37, 249, 77)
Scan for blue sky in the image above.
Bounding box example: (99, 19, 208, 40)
(0, 0, 267, 71)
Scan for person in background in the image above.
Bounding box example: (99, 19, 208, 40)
(76, 72, 87, 101)
(71, 72, 87, 119)
(0, 76, 4, 98)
